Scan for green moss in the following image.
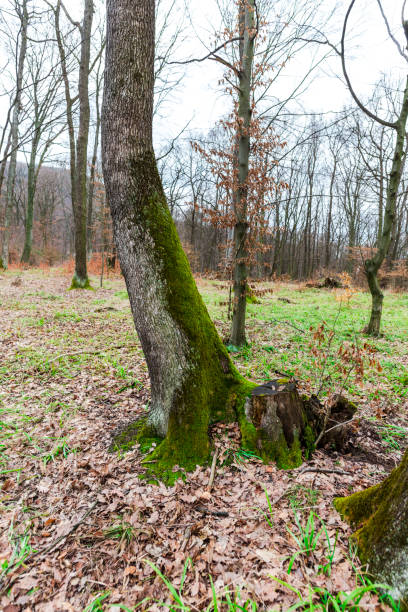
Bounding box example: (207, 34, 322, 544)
(334, 483, 380, 531)
(334, 451, 408, 606)
(303, 424, 315, 459)
(109, 417, 162, 454)
(259, 431, 303, 469)
(70, 273, 93, 290)
(124, 152, 257, 478)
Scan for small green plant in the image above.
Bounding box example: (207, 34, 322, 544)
(41, 438, 78, 465)
(117, 378, 143, 393)
(255, 486, 274, 529)
(317, 524, 338, 577)
(270, 576, 400, 611)
(1, 527, 36, 578)
(217, 586, 257, 611)
(219, 447, 261, 467)
(288, 484, 320, 510)
(145, 557, 193, 610)
(104, 519, 137, 547)
(82, 591, 110, 612)
(54, 310, 82, 322)
(377, 422, 406, 450)
(286, 510, 324, 573)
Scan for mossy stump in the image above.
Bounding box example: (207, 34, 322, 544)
(243, 379, 309, 468)
(334, 449, 408, 609)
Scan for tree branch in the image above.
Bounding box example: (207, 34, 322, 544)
(341, 0, 396, 129)
(157, 36, 242, 77)
(376, 0, 408, 62)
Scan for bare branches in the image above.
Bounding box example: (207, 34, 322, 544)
(157, 36, 242, 77)
(340, 0, 396, 130)
(376, 0, 408, 63)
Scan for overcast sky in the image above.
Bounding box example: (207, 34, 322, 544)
(0, 0, 407, 160)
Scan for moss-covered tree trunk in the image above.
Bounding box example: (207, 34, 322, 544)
(363, 79, 408, 335)
(335, 449, 408, 607)
(101, 0, 253, 477)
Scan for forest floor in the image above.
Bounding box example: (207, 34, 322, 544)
(1, 268, 408, 611)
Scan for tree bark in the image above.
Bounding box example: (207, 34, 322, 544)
(72, 0, 93, 287)
(102, 0, 253, 480)
(229, 0, 255, 347)
(335, 449, 408, 608)
(55, 0, 93, 288)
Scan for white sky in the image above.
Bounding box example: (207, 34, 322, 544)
(0, 0, 407, 159)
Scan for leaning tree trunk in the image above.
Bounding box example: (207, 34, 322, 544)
(364, 77, 408, 336)
(229, 0, 255, 347)
(102, 0, 255, 481)
(101, 0, 353, 483)
(335, 449, 408, 608)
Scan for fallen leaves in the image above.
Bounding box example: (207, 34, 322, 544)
(0, 272, 405, 610)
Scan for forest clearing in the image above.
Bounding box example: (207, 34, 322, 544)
(2, 0, 408, 608)
(0, 268, 407, 610)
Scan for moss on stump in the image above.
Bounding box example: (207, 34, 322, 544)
(242, 379, 308, 468)
(110, 377, 359, 484)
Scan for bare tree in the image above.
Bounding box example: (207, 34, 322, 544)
(1, 0, 28, 268)
(51, 0, 95, 288)
(340, 0, 408, 335)
(21, 36, 64, 263)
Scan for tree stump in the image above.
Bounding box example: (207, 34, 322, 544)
(242, 380, 357, 468)
(243, 379, 312, 468)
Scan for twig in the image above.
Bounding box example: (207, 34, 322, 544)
(207, 449, 218, 491)
(269, 317, 305, 334)
(314, 405, 332, 447)
(180, 525, 192, 552)
(194, 504, 229, 518)
(324, 417, 357, 435)
(298, 467, 352, 476)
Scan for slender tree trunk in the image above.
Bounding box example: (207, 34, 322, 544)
(229, 0, 255, 347)
(0, 131, 11, 268)
(102, 0, 252, 480)
(365, 77, 408, 336)
(21, 129, 39, 263)
(87, 69, 102, 255)
(325, 158, 336, 269)
(2, 0, 28, 268)
(71, 0, 93, 288)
